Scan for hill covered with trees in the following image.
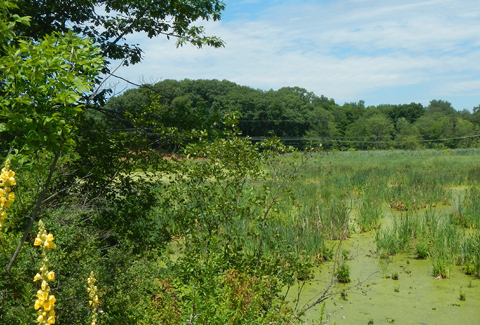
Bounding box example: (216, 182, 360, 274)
(106, 79, 480, 150)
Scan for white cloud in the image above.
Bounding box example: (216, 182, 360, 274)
(111, 0, 480, 109)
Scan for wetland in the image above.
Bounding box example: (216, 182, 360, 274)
(281, 149, 480, 324)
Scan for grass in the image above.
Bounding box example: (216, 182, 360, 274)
(288, 149, 480, 279)
(190, 149, 480, 281)
(159, 148, 480, 323)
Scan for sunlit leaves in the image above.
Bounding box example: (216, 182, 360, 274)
(0, 26, 104, 153)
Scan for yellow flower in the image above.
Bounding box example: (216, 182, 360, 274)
(8, 192, 14, 201)
(44, 302, 52, 311)
(37, 314, 44, 322)
(34, 237, 42, 246)
(35, 297, 45, 308)
(34, 220, 57, 324)
(44, 234, 56, 249)
(47, 271, 55, 281)
(46, 241, 56, 249)
(36, 292, 48, 303)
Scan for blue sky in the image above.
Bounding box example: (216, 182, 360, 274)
(110, 0, 480, 111)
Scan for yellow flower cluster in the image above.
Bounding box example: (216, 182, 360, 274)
(34, 233, 57, 249)
(0, 159, 16, 227)
(87, 271, 99, 325)
(33, 220, 57, 325)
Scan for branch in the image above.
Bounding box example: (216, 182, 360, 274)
(298, 271, 378, 316)
(111, 74, 143, 87)
(88, 59, 127, 103)
(296, 226, 377, 318)
(41, 171, 93, 205)
(6, 137, 66, 274)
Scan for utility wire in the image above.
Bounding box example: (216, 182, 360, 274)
(240, 133, 480, 144)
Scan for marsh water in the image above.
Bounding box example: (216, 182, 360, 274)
(291, 191, 480, 324)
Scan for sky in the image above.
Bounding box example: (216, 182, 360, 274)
(109, 0, 480, 111)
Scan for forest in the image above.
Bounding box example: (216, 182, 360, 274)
(107, 79, 480, 150)
(2, 0, 480, 324)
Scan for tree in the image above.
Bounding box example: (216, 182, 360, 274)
(386, 103, 425, 124)
(13, 0, 225, 68)
(344, 117, 368, 150)
(333, 101, 365, 137)
(344, 114, 393, 150)
(366, 114, 394, 149)
(304, 107, 338, 148)
(415, 113, 456, 148)
(0, 1, 107, 322)
(469, 104, 480, 128)
(455, 118, 479, 148)
(394, 118, 422, 150)
(426, 99, 457, 116)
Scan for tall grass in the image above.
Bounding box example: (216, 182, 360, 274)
(232, 149, 480, 279)
(455, 186, 480, 228)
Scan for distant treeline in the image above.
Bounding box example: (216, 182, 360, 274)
(106, 79, 480, 150)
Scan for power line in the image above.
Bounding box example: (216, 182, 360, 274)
(239, 133, 480, 144)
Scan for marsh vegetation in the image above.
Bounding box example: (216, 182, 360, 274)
(277, 149, 480, 323)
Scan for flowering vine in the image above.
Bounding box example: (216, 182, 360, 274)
(33, 220, 57, 324)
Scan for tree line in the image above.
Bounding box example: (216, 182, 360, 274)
(106, 79, 480, 150)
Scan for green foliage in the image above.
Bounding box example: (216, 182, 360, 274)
(358, 197, 383, 232)
(0, 29, 103, 154)
(2, 9, 320, 320)
(454, 186, 480, 228)
(104, 79, 480, 150)
(6, 0, 480, 321)
(415, 241, 430, 259)
(335, 263, 351, 283)
(12, 0, 225, 67)
(0, 0, 29, 43)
